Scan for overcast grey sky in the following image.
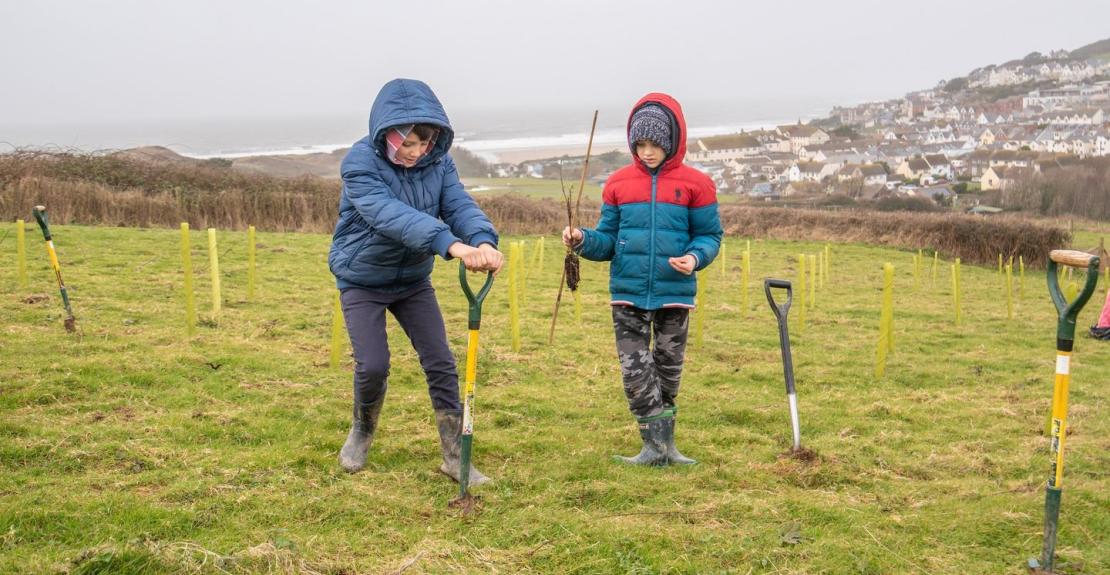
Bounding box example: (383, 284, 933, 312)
(1, 0, 1108, 149)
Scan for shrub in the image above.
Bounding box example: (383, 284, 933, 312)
(718, 205, 1067, 267)
(874, 196, 940, 212)
(0, 151, 1069, 266)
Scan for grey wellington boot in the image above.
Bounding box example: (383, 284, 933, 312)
(434, 409, 490, 486)
(661, 407, 697, 465)
(614, 414, 669, 466)
(338, 395, 385, 473)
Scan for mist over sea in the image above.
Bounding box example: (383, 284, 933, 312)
(0, 95, 845, 160)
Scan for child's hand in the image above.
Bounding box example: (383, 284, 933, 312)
(562, 227, 583, 247)
(668, 254, 697, 275)
(477, 243, 504, 274)
(449, 242, 500, 273)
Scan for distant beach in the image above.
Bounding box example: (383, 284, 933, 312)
(2, 99, 833, 164)
(164, 117, 795, 165)
(454, 119, 793, 164)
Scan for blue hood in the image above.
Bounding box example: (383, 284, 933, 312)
(368, 78, 454, 168)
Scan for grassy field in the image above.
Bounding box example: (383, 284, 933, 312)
(2, 222, 1108, 574)
(460, 178, 746, 204)
(462, 177, 604, 202)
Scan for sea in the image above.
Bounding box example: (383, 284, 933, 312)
(0, 96, 843, 163)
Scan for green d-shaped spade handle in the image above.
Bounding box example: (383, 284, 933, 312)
(459, 261, 495, 330)
(1035, 250, 1100, 573)
(1047, 250, 1101, 342)
(32, 205, 52, 241)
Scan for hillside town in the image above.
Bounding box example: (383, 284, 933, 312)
(505, 44, 1110, 211)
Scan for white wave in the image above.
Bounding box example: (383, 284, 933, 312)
(455, 118, 795, 159)
(177, 116, 807, 162)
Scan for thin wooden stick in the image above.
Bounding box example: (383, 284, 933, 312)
(572, 111, 599, 230)
(549, 111, 599, 344)
(548, 264, 568, 344)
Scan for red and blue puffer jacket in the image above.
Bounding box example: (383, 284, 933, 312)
(577, 93, 723, 309)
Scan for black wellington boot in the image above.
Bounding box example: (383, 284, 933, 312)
(614, 414, 669, 466)
(434, 409, 490, 486)
(338, 395, 385, 473)
(661, 407, 697, 465)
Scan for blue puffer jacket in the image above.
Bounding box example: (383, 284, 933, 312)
(329, 79, 497, 291)
(576, 93, 722, 309)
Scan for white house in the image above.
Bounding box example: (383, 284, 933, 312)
(777, 124, 830, 154)
(987, 67, 1029, 87)
(923, 154, 953, 180)
(855, 164, 888, 186)
(1096, 130, 1110, 156)
(1041, 108, 1105, 126)
(895, 157, 931, 181)
(981, 165, 1033, 191)
(787, 161, 828, 183)
(687, 134, 764, 162)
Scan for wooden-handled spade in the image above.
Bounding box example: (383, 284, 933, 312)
(1028, 249, 1100, 573)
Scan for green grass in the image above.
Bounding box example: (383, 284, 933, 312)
(2, 222, 1108, 574)
(460, 177, 747, 204)
(462, 177, 603, 202)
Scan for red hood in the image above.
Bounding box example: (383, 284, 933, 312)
(627, 92, 688, 175)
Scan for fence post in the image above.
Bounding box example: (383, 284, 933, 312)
(1006, 263, 1013, 320)
(797, 254, 807, 332)
(247, 225, 256, 301)
(808, 254, 817, 310)
(509, 241, 521, 352)
(517, 239, 529, 295)
(932, 250, 939, 287)
(208, 228, 221, 320)
(952, 258, 961, 327)
(741, 248, 750, 315)
(16, 220, 28, 289)
(914, 254, 923, 293)
(538, 236, 545, 274)
(817, 250, 824, 291)
(824, 244, 831, 284)
(1020, 255, 1025, 301)
(180, 223, 197, 336)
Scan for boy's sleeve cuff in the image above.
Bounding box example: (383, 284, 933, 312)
(575, 230, 591, 254)
(433, 229, 462, 259)
(469, 232, 497, 248)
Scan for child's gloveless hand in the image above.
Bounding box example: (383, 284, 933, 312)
(449, 242, 504, 274)
(477, 243, 505, 274)
(562, 227, 583, 247)
(668, 255, 697, 275)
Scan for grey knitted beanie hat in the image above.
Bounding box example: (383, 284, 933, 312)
(628, 104, 673, 157)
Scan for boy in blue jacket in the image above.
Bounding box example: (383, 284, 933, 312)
(329, 79, 503, 484)
(563, 93, 722, 466)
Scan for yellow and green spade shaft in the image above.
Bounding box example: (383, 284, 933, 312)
(32, 206, 76, 332)
(457, 262, 494, 498)
(1030, 249, 1099, 573)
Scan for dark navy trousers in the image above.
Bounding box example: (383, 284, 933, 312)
(340, 280, 460, 411)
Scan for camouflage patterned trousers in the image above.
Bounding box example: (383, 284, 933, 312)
(611, 305, 690, 418)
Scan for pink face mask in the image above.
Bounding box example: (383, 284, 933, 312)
(384, 124, 439, 166)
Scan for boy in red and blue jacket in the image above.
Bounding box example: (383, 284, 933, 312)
(563, 93, 722, 466)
